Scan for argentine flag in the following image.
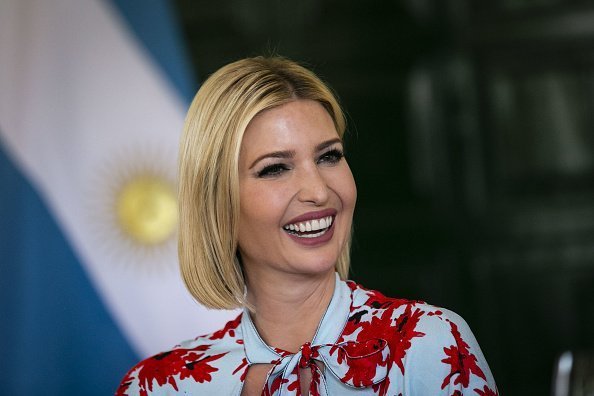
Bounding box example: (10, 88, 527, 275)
(0, 0, 235, 394)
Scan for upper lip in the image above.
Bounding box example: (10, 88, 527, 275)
(284, 208, 337, 226)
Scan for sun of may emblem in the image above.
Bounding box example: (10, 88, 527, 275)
(86, 146, 180, 271)
(116, 175, 178, 245)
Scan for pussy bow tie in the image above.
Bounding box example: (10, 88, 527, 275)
(261, 338, 390, 396)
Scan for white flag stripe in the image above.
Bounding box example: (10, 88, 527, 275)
(0, 0, 236, 357)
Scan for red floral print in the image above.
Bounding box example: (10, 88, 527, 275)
(441, 321, 486, 389)
(283, 365, 322, 396)
(474, 385, 498, 396)
(117, 370, 135, 395)
(263, 375, 289, 396)
(310, 366, 322, 396)
(272, 346, 293, 357)
(178, 351, 228, 383)
(372, 376, 390, 395)
(391, 304, 426, 374)
(232, 357, 249, 382)
(286, 376, 300, 393)
(339, 339, 389, 387)
(209, 313, 242, 340)
(117, 344, 227, 396)
(340, 297, 426, 377)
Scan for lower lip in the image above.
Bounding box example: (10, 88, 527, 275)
(284, 219, 335, 247)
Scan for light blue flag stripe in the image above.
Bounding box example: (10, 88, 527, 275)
(108, 0, 197, 103)
(0, 140, 139, 395)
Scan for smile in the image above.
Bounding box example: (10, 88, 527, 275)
(283, 216, 334, 238)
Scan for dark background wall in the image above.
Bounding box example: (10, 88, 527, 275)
(172, 0, 594, 394)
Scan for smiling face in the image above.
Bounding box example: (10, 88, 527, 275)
(237, 99, 357, 280)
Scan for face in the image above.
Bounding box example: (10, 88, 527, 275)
(237, 99, 357, 279)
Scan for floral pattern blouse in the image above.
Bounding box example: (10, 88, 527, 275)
(117, 274, 498, 395)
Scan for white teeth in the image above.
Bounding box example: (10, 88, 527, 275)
(283, 216, 334, 236)
(312, 219, 320, 230)
(297, 228, 328, 238)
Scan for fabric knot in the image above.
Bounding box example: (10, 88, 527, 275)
(298, 342, 313, 368)
(261, 338, 390, 395)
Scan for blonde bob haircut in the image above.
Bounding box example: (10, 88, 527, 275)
(178, 56, 351, 310)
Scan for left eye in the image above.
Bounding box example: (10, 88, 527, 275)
(318, 149, 344, 165)
(257, 163, 289, 178)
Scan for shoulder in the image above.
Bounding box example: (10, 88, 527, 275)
(399, 306, 498, 395)
(342, 281, 498, 395)
(342, 280, 450, 348)
(344, 280, 476, 341)
(116, 314, 247, 396)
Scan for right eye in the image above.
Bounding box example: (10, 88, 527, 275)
(256, 164, 289, 178)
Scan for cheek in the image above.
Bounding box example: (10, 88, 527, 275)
(238, 189, 269, 256)
(335, 166, 357, 211)
(239, 182, 290, 232)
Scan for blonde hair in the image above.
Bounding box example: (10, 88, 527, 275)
(178, 56, 351, 309)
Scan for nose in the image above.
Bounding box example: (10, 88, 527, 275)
(296, 165, 330, 206)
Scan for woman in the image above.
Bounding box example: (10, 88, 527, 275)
(117, 56, 497, 395)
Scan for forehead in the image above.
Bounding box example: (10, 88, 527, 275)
(240, 100, 339, 155)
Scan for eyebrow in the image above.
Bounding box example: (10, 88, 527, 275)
(316, 138, 342, 152)
(249, 150, 295, 169)
(248, 137, 343, 169)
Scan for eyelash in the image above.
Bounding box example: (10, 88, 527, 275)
(318, 148, 344, 165)
(256, 164, 290, 178)
(256, 148, 345, 178)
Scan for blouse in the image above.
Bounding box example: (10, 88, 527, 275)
(117, 273, 498, 395)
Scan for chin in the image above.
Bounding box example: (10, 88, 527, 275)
(288, 252, 339, 276)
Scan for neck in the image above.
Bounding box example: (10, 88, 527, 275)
(244, 268, 336, 353)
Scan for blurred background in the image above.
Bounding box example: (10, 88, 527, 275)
(1, 0, 593, 395)
(171, 0, 594, 394)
